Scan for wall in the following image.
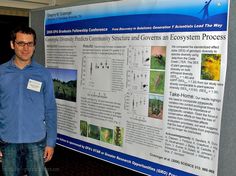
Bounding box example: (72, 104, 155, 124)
(218, 0, 236, 175)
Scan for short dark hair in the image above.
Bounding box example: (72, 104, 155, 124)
(11, 26, 36, 45)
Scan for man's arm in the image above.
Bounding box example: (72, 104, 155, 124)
(44, 71, 57, 155)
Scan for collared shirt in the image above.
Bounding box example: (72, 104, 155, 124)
(0, 58, 57, 147)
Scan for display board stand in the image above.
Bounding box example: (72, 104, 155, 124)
(30, 1, 235, 175)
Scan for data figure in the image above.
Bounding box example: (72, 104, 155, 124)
(126, 70, 150, 92)
(81, 56, 112, 91)
(131, 93, 149, 116)
(127, 46, 151, 68)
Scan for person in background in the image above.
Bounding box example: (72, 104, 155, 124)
(0, 26, 57, 176)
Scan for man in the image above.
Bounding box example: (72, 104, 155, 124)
(0, 26, 57, 176)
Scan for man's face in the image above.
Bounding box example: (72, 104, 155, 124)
(10, 32, 35, 62)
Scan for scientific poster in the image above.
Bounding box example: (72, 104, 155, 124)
(44, 0, 230, 175)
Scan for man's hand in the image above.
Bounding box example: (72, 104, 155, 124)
(44, 146, 54, 162)
(0, 150, 2, 158)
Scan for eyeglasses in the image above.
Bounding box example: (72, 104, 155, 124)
(14, 41, 35, 47)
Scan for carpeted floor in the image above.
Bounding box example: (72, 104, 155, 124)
(46, 145, 145, 176)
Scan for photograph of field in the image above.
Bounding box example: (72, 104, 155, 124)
(148, 95, 164, 120)
(201, 54, 221, 81)
(100, 127, 113, 144)
(149, 71, 165, 94)
(48, 68, 77, 102)
(150, 46, 166, 70)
